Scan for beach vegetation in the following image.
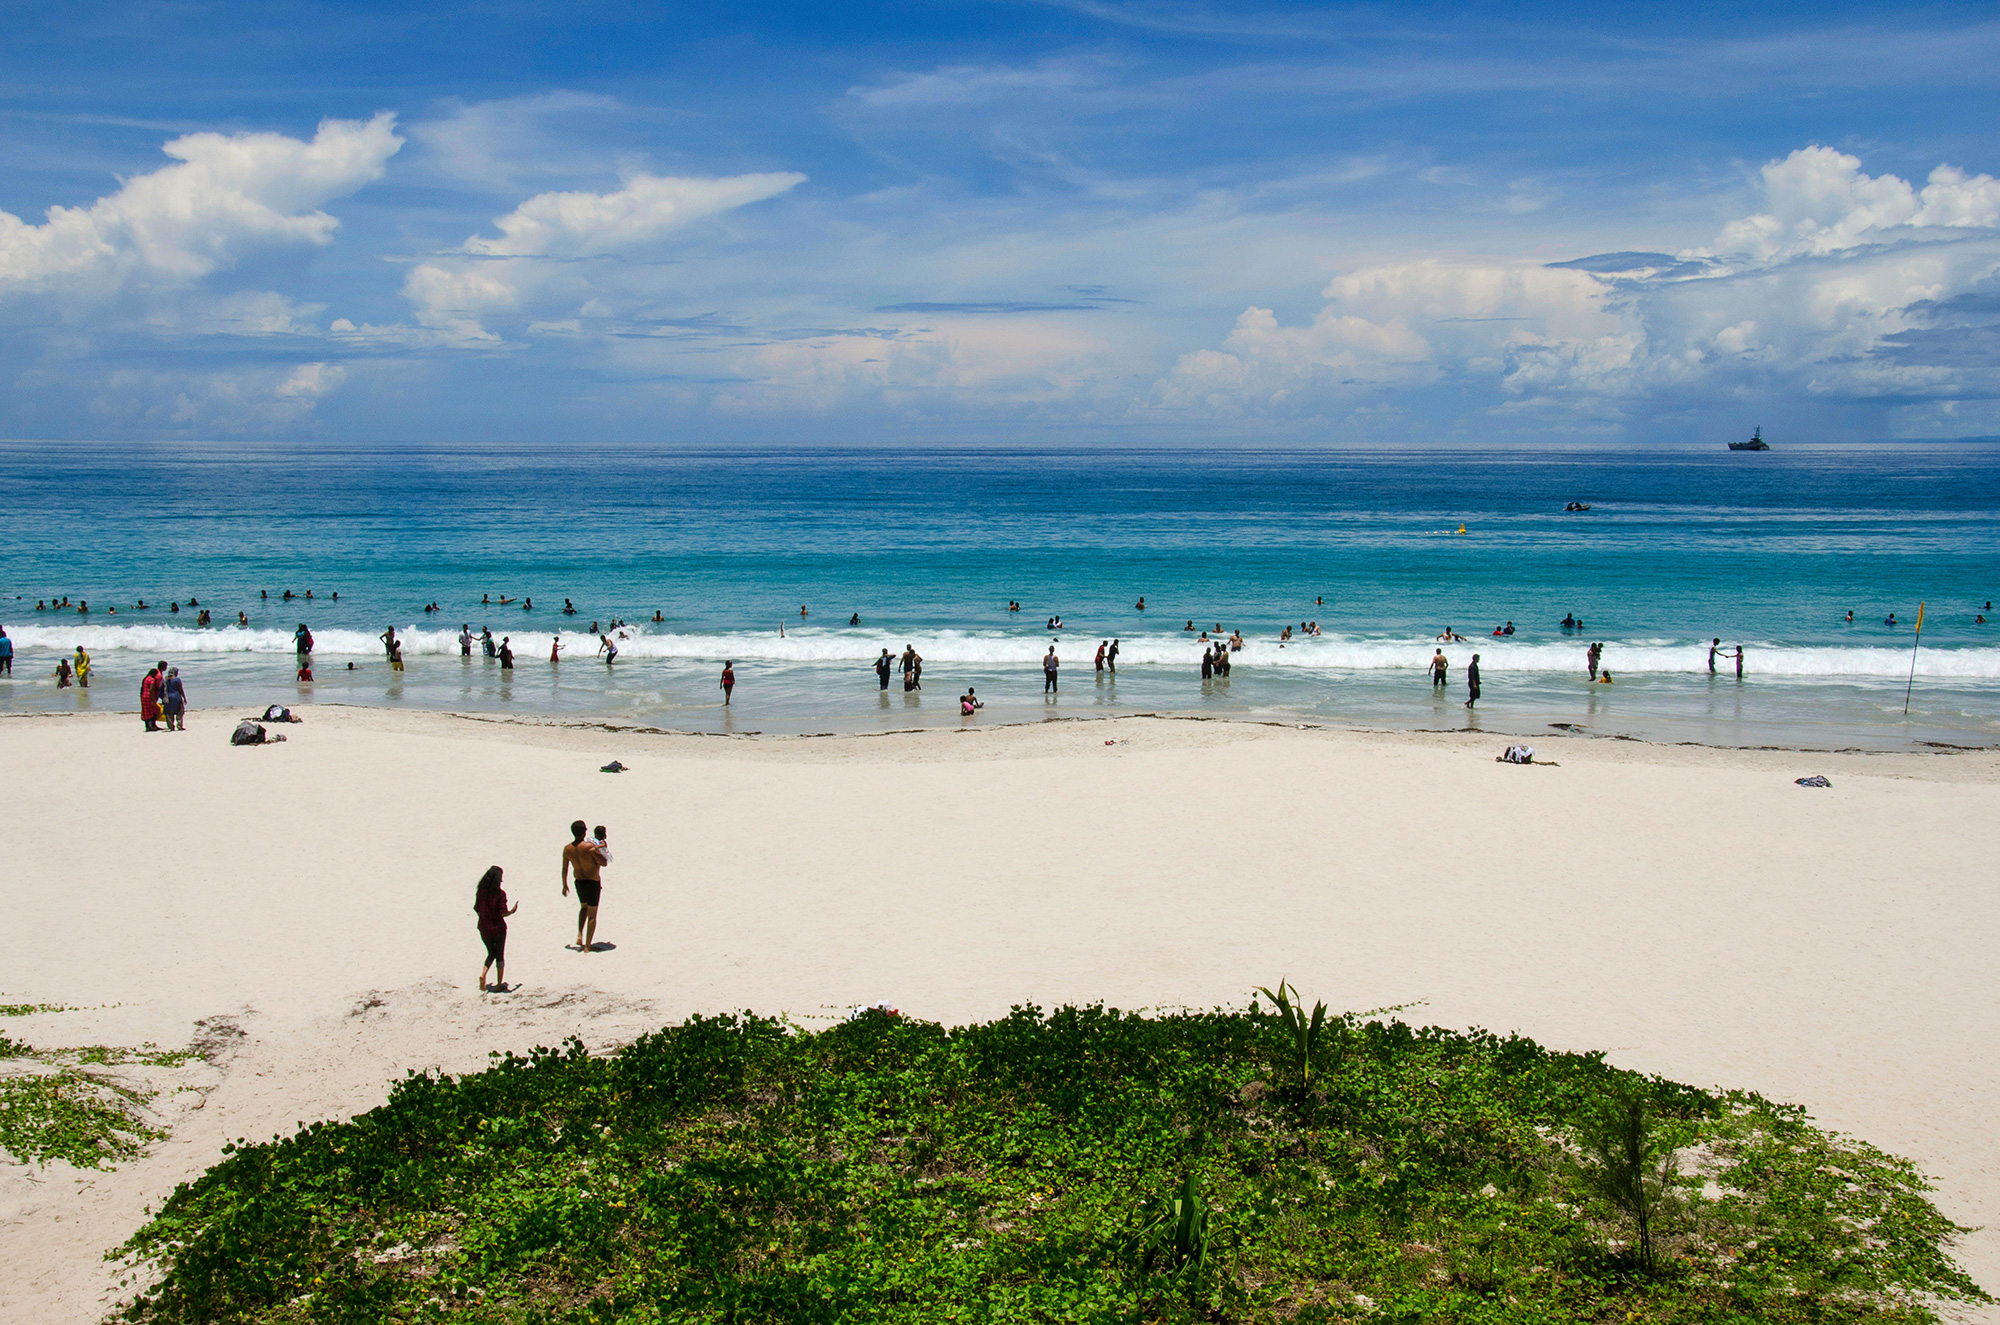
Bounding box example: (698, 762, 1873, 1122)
(113, 1003, 1989, 1324)
(0, 1019, 203, 1169)
(1254, 978, 1342, 1092)
(1129, 1171, 1214, 1299)
(0, 1068, 165, 1168)
(1573, 1091, 1677, 1273)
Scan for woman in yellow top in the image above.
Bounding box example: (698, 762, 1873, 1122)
(73, 646, 91, 688)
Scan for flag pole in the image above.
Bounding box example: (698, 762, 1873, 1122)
(1903, 601, 1925, 715)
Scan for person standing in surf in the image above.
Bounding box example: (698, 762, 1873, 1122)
(1043, 645, 1059, 694)
(1430, 649, 1448, 688)
(1465, 654, 1481, 709)
(720, 660, 735, 705)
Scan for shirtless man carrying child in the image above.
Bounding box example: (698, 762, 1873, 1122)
(561, 820, 611, 951)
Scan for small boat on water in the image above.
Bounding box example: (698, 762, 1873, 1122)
(1729, 426, 1770, 451)
(1564, 501, 1591, 512)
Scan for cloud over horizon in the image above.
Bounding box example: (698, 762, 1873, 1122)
(1158, 148, 2000, 437)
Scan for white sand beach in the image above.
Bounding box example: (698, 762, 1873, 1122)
(1, 706, 1996, 1322)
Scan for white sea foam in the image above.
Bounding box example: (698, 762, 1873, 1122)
(7, 622, 1993, 680)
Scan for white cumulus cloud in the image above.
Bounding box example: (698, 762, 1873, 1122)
(1158, 261, 1621, 413)
(0, 113, 401, 297)
(1710, 146, 2000, 261)
(1157, 145, 2000, 432)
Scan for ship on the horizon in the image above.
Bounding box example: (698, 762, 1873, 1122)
(1728, 426, 1770, 451)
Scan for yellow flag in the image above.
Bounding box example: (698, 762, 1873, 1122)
(1915, 602, 1925, 634)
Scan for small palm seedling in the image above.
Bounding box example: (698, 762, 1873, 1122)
(1575, 1090, 1678, 1273)
(1255, 979, 1338, 1088)
(1131, 1172, 1212, 1284)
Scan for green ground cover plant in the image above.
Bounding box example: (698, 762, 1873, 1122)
(0, 1017, 200, 1168)
(114, 997, 1987, 1324)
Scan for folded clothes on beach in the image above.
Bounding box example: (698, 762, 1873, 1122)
(1796, 774, 1833, 788)
(1498, 745, 1536, 764)
(600, 760, 626, 773)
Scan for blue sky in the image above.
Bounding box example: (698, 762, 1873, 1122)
(3, 0, 1997, 442)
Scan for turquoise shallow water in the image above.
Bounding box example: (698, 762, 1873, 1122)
(2, 440, 1996, 747)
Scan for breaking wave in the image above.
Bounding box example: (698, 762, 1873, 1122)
(8, 622, 1996, 680)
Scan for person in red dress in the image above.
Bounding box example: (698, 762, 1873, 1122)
(474, 866, 517, 992)
(139, 664, 162, 731)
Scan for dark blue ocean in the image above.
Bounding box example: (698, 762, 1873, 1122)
(3, 440, 1996, 747)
